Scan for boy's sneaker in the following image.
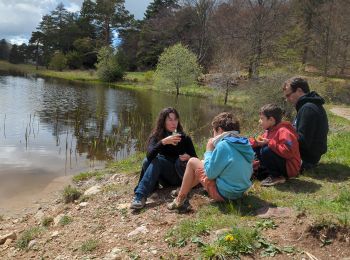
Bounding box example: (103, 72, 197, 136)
(261, 176, 286, 186)
(130, 194, 146, 209)
(170, 188, 180, 198)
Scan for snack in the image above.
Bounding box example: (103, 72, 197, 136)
(256, 135, 264, 142)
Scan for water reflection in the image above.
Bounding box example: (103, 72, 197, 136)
(0, 73, 229, 190)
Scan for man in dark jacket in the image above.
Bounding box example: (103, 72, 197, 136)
(283, 77, 328, 170)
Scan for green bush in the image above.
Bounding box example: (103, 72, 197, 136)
(81, 239, 98, 253)
(96, 46, 125, 82)
(49, 52, 67, 71)
(62, 185, 81, 203)
(66, 51, 83, 69)
(144, 71, 154, 82)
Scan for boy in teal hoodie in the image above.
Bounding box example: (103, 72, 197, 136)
(168, 112, 254, 210)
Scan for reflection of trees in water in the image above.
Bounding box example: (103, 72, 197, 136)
(35, 78, 231, 162)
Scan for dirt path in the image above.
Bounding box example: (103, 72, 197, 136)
(330, 107, 350, 121)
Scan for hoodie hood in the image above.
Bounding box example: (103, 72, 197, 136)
(223, 136, 254, 163)
(296, 91, 325, 111)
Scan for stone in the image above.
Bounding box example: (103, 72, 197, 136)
(103, 247, 128, 260)
(27, 240, 37, 249)
(51, 231, 59, 238)
(127, 225, 149, 237)
(256, 206, 293, 218)
(34, 210, 45, 222)
(79, 202, 89, 207)
(4, 238, 13, 246)
(54, 214, 65, 227)
(84, 185, 101, 196)
(0, 232, 17, 245)
(116, 203, 129, 210)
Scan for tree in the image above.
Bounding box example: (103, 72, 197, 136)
(155, 43, 201, 96)
(9, 44, 27, 64)
(0, 39, 10, 60)
(96, 46, 125, 82)
(95, 0, 131, 45)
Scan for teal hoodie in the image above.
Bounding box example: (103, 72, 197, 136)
(204, 135, 254, 200)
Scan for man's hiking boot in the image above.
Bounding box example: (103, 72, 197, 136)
(130, 194, 146, 209)
(261, 176, 286, 186)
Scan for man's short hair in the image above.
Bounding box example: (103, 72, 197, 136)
(283, 77, 310, 94)
(260, 104, 283, 125)
(211, 112, 240, 132)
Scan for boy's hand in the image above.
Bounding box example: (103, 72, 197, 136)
(206, 138, 215, 151)
(256, 137, 269, 147)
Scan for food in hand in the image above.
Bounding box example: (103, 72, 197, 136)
(256, 135, 264, 142)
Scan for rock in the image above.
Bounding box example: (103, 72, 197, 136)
(54, 214, 65, 227)
(109, 174, 121, 182)
(256, 206, 293, 218)
(51, 231, 59, 238)
(27, 240, 37, 249)
(4, 238, 13, 246)
(34, 210, 45, 222)
(0, 232, 17, 245)
(127, 225, 149, 237)
(116, 203, 129, 210)
(103, 247, 129, 260)
(84, 185, 101, 196)
(79, 202, 89, 207)
(208, 228, 230, 243)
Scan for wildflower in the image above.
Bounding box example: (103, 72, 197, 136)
(224, 234, 234, 242)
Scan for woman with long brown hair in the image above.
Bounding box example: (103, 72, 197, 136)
(130, 107, 197, 209)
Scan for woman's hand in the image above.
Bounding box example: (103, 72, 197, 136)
(179, 153, 190, 161)
(206, 138, 215, 151)
(161, 134, 182, 146)
(256, 137, 269, 147)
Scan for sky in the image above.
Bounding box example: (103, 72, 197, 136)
(0, 0, 152, 44)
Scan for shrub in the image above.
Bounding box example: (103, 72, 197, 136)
(49, 52, 67, 71)
(144, 71, 154, 82)
(96, 46, 125, 82)
(81, 239, 98, 253)
(62, 185, 81, 203)
(16, 227, 42, 249)
(42, 217, 54, 227)
(66, 51, 83, 69)
(59, 215, 72, 226)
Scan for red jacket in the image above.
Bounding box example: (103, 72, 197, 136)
(251, 121, 301, 178)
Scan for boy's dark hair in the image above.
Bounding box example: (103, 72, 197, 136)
(211, 112, 240, 132)
(283, 77, 310, 94)
(260, 104, 283, 125)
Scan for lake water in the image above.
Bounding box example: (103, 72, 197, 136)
(0, 72, 229, 215)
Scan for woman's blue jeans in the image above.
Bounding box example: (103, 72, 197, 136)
(134, 155, 185, 198)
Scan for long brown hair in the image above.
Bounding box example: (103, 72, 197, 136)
(149, 107, 184, 142)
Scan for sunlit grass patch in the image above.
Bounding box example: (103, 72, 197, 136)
(62, 185, 82, 203)
(107, 152, 145, 174)
(59, 215, 73, 226)
(81, 239, 99, 253)
(72, 171, 104, 182)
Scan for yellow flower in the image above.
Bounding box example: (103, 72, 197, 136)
(224, 234, 234, 241)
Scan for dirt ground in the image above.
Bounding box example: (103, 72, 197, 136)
(1, 171, 349, 260)
(330, 107, 350, 121)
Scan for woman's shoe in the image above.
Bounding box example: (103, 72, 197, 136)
(170, 188, 180, 198)
(261, 176, 286, 186)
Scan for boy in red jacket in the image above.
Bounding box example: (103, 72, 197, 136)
(250, 104, 301, 186)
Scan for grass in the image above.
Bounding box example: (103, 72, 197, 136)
(107, 152, 145, 174)
(81, 239, 98, 253)
(59, 215, 73, 226)
(41, 217, 54, 227)
(16, 227, 43, 250)
(72, 171, 104, 182)
(62, 185, 82, 203)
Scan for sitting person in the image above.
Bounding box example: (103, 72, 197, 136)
(282, 77, 328, 170)
(130, 107, 197, 209)
(168, 112, 254, 210)
(250, 104, 301, 186)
